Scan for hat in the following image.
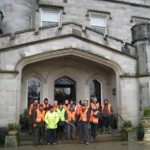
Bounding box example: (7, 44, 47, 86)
(49, 105, 54, 109)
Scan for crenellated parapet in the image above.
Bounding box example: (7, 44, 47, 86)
(0, 22, 136, 58)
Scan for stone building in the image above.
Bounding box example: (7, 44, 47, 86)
(0, 0, 150, 128)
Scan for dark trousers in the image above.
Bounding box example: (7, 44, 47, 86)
(34, 122, 45, 146)
(79, 121, 89, 142)
(91, 123, 98, 138)
(67, 122, 76, 140)
(102, 115, 112, 126)
(29, 116, 34, 134)
(57, 122, 66, 140)
(47, 129, 56, 144)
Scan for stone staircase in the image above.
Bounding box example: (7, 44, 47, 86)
(18, 129, 124, 146)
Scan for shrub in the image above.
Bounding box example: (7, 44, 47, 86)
(8, 123, 19, 130)
(123, 120, 132, 128)
(143, 107, 150, 117)
(19, 109, 30, 132)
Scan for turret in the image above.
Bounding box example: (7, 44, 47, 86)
(131, 23, 150, 76)
(0, 0, 36, 34)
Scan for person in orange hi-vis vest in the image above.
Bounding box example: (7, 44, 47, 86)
(84, 99, 90, 111)
(66, 104, 77, 140)
(43, 98, 51, 113)
(78, 104, 90, 145)
(101, 99, 113, 134)
(28, 97, 39, 134)
(75, 100, 82, 115)
(32, 104, 45, 146)
(90, 109, 100, 139)
(63, 99, 70, 111)
(89, 97, 100, 138)
(53, 100, 59, 111)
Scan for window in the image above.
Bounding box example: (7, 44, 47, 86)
(27, 77, 41, 108)
(90, 15, 106, 34)
(89, 11, 110, 34)
(41, 9, 60, 26)
(90, 80, 101, 104)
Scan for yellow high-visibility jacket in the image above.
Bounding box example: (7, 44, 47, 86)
(45, 111, 59, 129)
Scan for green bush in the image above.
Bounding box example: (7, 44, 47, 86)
(123, 120, 132, 128)
(8, 123, 19, 130)
(143, 107, 150, 117)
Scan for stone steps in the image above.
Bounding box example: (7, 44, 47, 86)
(18, 130, 124, 146)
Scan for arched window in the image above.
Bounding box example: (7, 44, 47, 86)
(90, 80, 101, 104)
(27, 77, 41, 108)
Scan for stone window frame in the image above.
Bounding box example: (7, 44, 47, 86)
(39, 4, 64, 27)
(87, 10, 112, 35)
(130, 16, 150, 24)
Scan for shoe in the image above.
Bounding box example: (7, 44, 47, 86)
(80, 141, 84, 144)
(85, 142, 89, 145)
(53, 142, 56, 145)
(47, 143, 50, 145)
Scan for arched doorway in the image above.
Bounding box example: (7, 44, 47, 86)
(54, 76, 76, 103)
(90, 80, 101, 104)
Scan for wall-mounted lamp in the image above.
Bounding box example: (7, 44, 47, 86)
(112, 88, 116, 96)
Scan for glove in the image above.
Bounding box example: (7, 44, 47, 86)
(33, 124, 36, 128)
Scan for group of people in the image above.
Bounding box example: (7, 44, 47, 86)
(28, 97, 113, 146)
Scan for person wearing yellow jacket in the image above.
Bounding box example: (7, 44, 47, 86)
(45, 105, 59, 145)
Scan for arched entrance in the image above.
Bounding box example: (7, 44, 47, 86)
(54, 76, 76, 103)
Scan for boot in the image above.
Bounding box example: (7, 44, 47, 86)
(109, 126, 112, 134)
(102, 126, 105, 134)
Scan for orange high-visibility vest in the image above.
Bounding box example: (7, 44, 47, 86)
(36, 109, 45, 122)
(54, 105, 59, 111)
(76, 104, 82, 115)
(79, 109, 88, 122)
(85, 105, 89, 111)
(101, 104, 111, 114)
(67, 110, 76, 121)
(63, 104, 70, 111)
(90, 103, 99, 122)
(29, 103, 39, 115)
(43, 103, 50, 112)
(91, 103, 99, 110)
(90, 111, 99, 123)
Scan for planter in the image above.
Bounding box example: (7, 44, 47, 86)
(8, 130, 18, 136)
(122, 128, 137, 141)
(5, 135, 17, 147)
(141, 117, 150, 141)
